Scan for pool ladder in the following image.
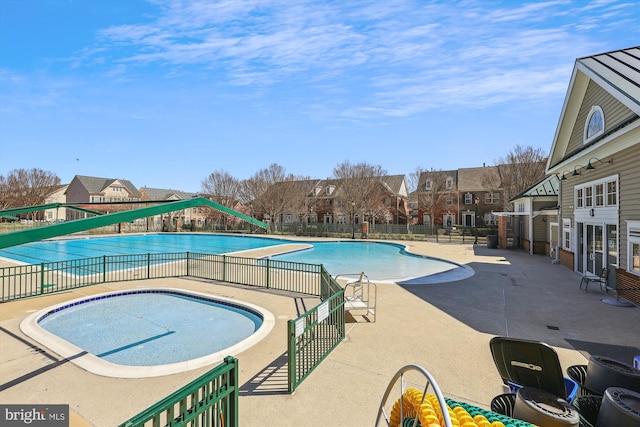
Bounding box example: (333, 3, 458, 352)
(335, 272, 377, 323)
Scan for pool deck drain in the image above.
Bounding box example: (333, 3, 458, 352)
(0, 240, 638, 427)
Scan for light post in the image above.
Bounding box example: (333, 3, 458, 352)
(249, 204, 253, 234)
(474, 196, 479, 244)
(351, 200, 355, 239)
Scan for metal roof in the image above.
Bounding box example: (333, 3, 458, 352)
(577, 46, 640, 112)
(511, 174, 559, 200)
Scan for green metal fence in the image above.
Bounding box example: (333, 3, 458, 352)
(118, 356, 238, 427)
(1, 251, 346, 425)
(287, 269, 345, 393)
(271, 221, 495, 242)
(0, 252, 326, 302)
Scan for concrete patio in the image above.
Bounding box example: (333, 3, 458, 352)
(1, 240, 639, 426)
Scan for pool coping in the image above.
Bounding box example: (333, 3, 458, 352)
(19, 287, 276, 378)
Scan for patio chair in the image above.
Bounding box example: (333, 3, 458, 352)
(489, 336, 578, 403)
(579, 268, 608, 293)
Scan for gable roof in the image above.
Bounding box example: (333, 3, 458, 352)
(417, 170, 457, 190)
(379, 174, 408, 197)
(547, 46, 640, 173)
(577, 46, 640, 113)
(457, 166, 500, 192)
(510, 174, 559, 201)
(140, 187, 196, 201)
(69, 175, 141, 197)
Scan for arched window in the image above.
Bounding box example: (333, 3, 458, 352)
(584, 105, 604, 143)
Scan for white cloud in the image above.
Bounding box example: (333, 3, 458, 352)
(74, 0, 640, 118)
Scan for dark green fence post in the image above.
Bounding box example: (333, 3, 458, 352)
(102, 256, 107, 283)
(222, 255, 227, 282)
(147, 253, 151, 279)
(228, 356, 239, 425)
(40, 263, 45, 295)
(287, 319, 296, 393)
(266, 258, 270, 290)
(186, 251, 190, 276)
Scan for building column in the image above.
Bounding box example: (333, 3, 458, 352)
(498, 215, 508, 249)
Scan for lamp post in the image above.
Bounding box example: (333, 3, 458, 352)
(351, 200, 355, 239)
(474, 196, 479, 244)
(249, 204, 253, 234)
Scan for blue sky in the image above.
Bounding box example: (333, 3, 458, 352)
(1, 0, 638, 193)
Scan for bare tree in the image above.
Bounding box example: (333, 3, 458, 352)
(485, 145, 548, 211)
(0, 175, 8, 210)
(239, 163, 287, 205)
(1, 168, 61, 218)
(332, 160, 387, 222)
(200, 169, 241, 228)
(240, 164, 311, 232)
(408, 166, 423, 194)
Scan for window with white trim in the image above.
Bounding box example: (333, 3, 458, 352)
(576, 188, 583, 208)
(484, 213, 497, 225)
(445, 177, 453, 190)
(575, 175, 618, 210)
(446, 197, 454, 205)
(464, 193, 473, 204)
(485, 192, 500, 204)
(425, 180, 432, 191)
(585, 186, 592, 207)
(607, 181, 617, 205)
(594, 183, 604, 207)
(628, 221, 640, 275)
(584, 105, 604, 143)
(563, 218, 571, 250)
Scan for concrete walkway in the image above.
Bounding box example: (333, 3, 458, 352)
(1, 240, 638, 426)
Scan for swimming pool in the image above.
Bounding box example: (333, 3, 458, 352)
(270, 240, 472, 284)
(0, 234, 285, 264)
(0, 234, 473, 283)
(20, 288, 275, 378)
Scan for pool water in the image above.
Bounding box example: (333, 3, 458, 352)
(38, 290, 263, 366)
(270, 240, 469, 283)
(0, 234, 473, 283)
(0, 234, 284, 264)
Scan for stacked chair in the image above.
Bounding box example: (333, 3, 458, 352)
(488, 337, 580, 426)
(566, 355, 640, 426)
(489, 337, 640, 426)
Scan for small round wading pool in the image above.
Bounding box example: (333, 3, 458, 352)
(20, 288, 275, 378)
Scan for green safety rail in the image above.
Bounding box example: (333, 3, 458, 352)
(119, 356, 238, 427)
(0, 197, 268, 249)
(287, 270, 345, 393)
(0, 250, 345, 400)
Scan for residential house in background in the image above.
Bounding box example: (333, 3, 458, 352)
(415, 169, 458, 226)
(263, 175, 409, 227)
(415, 167, 503, 229)
(65, 175, 141, 220)
(458, 166, 502, 229)
(140, 187, 208, 230)
(43, 184, 69, 223)
(306, 175, 409, 225)
(545, 46, 640, 304)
